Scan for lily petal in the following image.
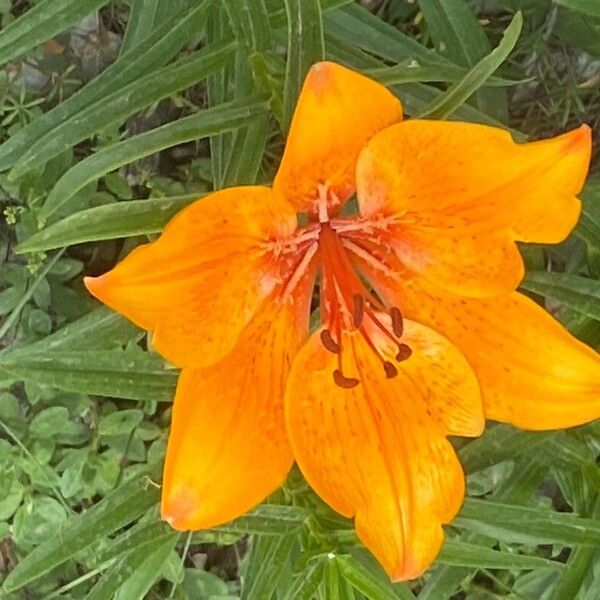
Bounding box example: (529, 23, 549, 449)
(274, 61, 402, 215)
(285, 318, 483, 581)
(162, 292, 311, 530)
(85, 187, 297, 368)
(356, 121, 591, 297)
(370, 273, 600, 430)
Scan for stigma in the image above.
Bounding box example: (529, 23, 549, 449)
(317, 221, 411, 388)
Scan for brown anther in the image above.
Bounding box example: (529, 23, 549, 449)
(320, 329, 340, 354)
(383, 361, 398, 379)
(395, 343, 412, 362)
(390, 307, 404, 337)
(333, 369, 360, 389)
(352, 294, 364, 328)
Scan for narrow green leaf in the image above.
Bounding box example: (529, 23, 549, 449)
(16, 195, 198, 254)
(439, 538, 563, 570)
(10, 40, 236, 180)
(40, 97, 267, 220)
(337, 555, 415, 600)
(556, 0, 600, 17)
(456, 498, 600, 546)
(0, 0, 109, 67)
(418, 12, 522, 119)
(120, 0, 186, 54)
(0, 348, 177, 401)
(214, 504, 308, 536)
(520, 272, 600, 321)
(417, 0, 507, 119)
(224, 0, 272, 52)
(113, 534, 179, 600)
(0, 1, 214, 172)
(241, 534, 297, 600)
(2, 476, 158, 593)
(282, 0, 325, 132)
(280, 557, 324, 600)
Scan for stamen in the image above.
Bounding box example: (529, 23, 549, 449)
(396, 344, 412, 362)
(320, 329, 340, 354)
(352, 294, 364, 328)
(383, 361, 398, 379)
(390, 307, 403, 337)
(333, 369, 359, 388)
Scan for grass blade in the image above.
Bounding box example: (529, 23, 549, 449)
(556, 0, 600, 17)
(418, 12, 522, 119)
(39, 96, 267, 220)
(282, 0, 325, 131)
(2, 476, 158, 594)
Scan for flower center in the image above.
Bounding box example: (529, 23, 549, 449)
(317, 221, 411, 388)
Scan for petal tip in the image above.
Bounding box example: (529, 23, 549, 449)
(160, 487, 199, 532)
(83, 274, 107, 301)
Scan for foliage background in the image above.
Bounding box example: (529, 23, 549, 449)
(0, 0, 600, 598)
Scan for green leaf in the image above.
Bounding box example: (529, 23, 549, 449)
(2, 475, 158, 593)
(439, 538, 563, 570)
(418, 12, 522, 119)
(224, 0, 272, 52)
(214, 504, 308, 536)
(520, 272, 600, 322)
(40, 96, 267, 220)
(0, 348, 177, 401)
(282, 0, 325, 131)
(29, 407, 70, 438)
(98, 409, 144, 437)
(0, 1, 214, 172)
(16, 195, 198, 253)
(456, 498, 600, 546)
(337, 554, 415, 600)
(417, 0, 507, 119)
(280, 556, 325, 600)
(241, 534, 297, 600)
(120, 0, 186, 55)
(556, 0, 600, 17)
(10, 40, 236, 181)
(0, 0, 110, 67)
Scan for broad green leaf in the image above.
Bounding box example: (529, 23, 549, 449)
(337, 554, 415, 600)
(456, 498, 600, 546)
(418, 12, 522, 119)
(40, 97, 266, 220)
(16, 195, 198, 254)
(556, 0, 600, 17)
(0, 1, 215, 172)
(120, 0, 186, 55)
(417, 0, 507, 119)
(0, 348, 177, 401)
(10, 40, 236, 180)
(520, 272, 600, 322)
(214, 504, 308, 536)
(29, 407, 70, 438)
(282, 0, 325, 131)
(0, 0, 109, 67)
(98, 409, 144, 437)
(439, 538, 563, 570)
(241, 534, 297, 600)
(2, 476, 158, 593)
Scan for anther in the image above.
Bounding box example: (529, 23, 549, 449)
(390, 307, 404, 337)
(395, 343, 412, 362)
(320, 329, 340, 354)
(352, 294, 364, 328)
(333, 369, 360, 389)
(383, 361, 398, 379)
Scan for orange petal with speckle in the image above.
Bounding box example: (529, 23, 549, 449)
(285, 318, 483, 581)
(274, 61, 402, 215)
(356, 121, 591, 297)
(368, 272, 600, 430)
(162, 289, 312, 530)
(85, 186, 297, 368)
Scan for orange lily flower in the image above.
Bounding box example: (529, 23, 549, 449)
(85, 61, 600, 581)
